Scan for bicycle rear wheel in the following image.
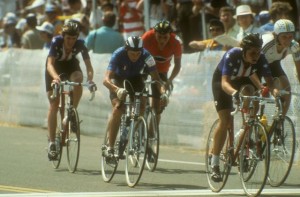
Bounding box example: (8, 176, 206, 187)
(101, 127, 118, 182)
(145, 109, 159, 172)
(125, 116, 148, 187)
(205, 119, 231, 192)
(239, 122, 269, 197)
(52, 107, 63, 169)
(66, 108, 80, 173)
(268, 116, 296, 187)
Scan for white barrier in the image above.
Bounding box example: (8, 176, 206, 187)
(0, 49, 299, 152)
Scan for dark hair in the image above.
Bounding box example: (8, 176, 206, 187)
(209, 19, 224, 32)
(102, 11, 116, 27)
(240, 33, 262, 51)
(26, 13, 37, 28)
(219, 6, 235, 16)
(269, 2, 292, 21)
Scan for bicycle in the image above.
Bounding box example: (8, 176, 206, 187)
(259, 89, 296, 187)
(101, 79, 148, 187)
(51, 78, 96, 173)
(205, 92, 271, 197)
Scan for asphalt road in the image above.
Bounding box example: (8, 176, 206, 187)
(0, 125, 300, 197)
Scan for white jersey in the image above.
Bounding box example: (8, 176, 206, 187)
(261, 33, 300, 64)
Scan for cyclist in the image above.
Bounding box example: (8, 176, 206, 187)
(261, 19, 300, 116)
(141, 19, 182, 130)
(45, 21, 95, 160)
(210, 33, 278, 182)
(103, 36, 166, 161)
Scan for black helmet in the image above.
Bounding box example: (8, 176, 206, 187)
(240, 33, 262, 50)
(154, 20, 172, 34)
(125, 36, 143, 51)
(62, 21, 80, 36)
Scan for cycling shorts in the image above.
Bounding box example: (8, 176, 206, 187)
(269, 60, 287, 78)
(45, 58, 82, 92)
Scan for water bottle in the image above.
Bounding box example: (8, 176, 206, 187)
(260, 114, 269, 142)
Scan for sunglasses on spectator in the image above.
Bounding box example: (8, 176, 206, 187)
(209, 27, 222, 32)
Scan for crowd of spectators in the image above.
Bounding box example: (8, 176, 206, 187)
(0, 0, 299, 53)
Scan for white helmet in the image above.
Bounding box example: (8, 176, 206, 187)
(274, 19, 295, 35)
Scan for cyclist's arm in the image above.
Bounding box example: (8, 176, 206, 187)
(46, 56, 60, 81)
(221, 75, 236, 95)
(169, 57, 181, 83)
(103, 70, 119, 93)
(249, 73, 262, 90)
(83, 58, 94, 81)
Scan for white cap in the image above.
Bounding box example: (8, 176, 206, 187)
(234, 5, 255, 19)
(36, 21, 54, 35)
(26, 0, 45, 10)
(3, 12, 17, 25)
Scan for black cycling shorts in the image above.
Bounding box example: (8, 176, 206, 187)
(45, 58, 82, 92)
(269, 60, 287, 78)
(151, 73, 168, 99)
(212, 68, 255, 112)
(109, 75, 145, 101)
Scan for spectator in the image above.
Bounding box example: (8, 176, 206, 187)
(119, 0, 144, 40)
(36, 21, 54, 50)
(44, 3, 63, 36)
(25, 0, 46, 25)
(21, 13, 44, 49)
(219, 6, 239, 39)
(259, 1, 292, 34)
(189, 19, 228, 51)
(1, 12, 21, 48)
(234, 4, 261, 41)
(86, 11, 124, 53)
(258, 10, 270, 26)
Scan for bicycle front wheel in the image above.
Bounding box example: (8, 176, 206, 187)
(66, 108, 80, 173)
(239, 122, 269, 197)
(205, 119, 231, 192)
(268, 116, 296, 187)
(52, 107, 63, 169)
(101, 127, 118, 182)
(145, 109, 159, 172)
(125, 116, 148, 187)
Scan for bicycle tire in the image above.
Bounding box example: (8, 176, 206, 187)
(145, 109, 159, 172)
(125, 116, 148, 187)
(205, 119, 231, 192)
(239, 121, 269, 197)
(66, 108, 80, 173)
(52, 107, 63, 169)
(268, 116, 296, 187)
(101, 127, 118, 182)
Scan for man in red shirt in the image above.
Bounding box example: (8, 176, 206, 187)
(142, 20, 182, 125)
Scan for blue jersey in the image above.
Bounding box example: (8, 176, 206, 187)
(217, 47, 271, 80)
(107, 47, 156, 78)
(48, 35, 90, 61)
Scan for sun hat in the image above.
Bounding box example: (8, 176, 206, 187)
(234, 5, 255, 19)
(25, 0, 45, 10)
(3, 12, 17, 25)
(45, 3, 56, 13)
(36, 21, 54, 35)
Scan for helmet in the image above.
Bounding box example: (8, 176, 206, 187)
(274, 19, 295, 35)
(154, 20, 172, 34)
(125, 36, 143, 51)
(62, 21, 80, 36)
(240, 33, 263, 50)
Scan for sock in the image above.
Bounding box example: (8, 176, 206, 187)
(211, 155, 220, 167)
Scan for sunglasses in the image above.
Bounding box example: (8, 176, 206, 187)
(209, 27, 222, 32)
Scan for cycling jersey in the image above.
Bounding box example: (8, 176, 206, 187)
(262, 33, 300, 63)
(217, 47, 271, 80)
(107, 46, 156, 78)
(48, 35, 90, 61)
(142, 29, 182, 73)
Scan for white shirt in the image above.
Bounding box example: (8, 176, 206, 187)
(236, 24, 261, 41)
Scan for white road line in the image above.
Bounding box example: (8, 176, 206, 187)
(1, 189, 300, 196)
(159, 159, 204, 166)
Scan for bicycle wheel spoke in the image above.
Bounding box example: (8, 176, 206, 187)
(125, 117, 148, 187)
(66, 108, 80, 173)
(205, 119, 231, 192)
(268, 116, 295, 187)
(145, 110, 159, 172)
(52, 107, 63, 169)
(240, 122, 269, 197)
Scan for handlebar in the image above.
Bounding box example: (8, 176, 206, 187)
(51, 81, 97, 101)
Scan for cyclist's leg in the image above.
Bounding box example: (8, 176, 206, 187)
(278, 75, 291, 116)
(70, 71, 83, 108)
